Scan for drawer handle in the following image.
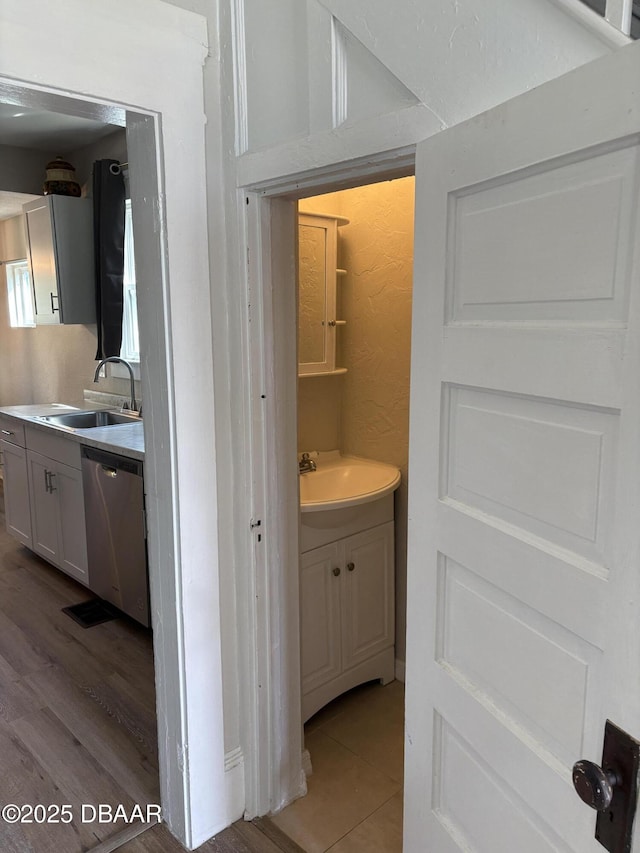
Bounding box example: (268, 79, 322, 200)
(48, 472, 57, 492)
(332, 567, 341, 577)
(1, 429, 14, 436)
(347, 562, 355, 572)
(50, 292, 59, 313)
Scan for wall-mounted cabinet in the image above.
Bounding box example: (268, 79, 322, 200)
(298, 211, 349, 378)
(23, 195, 95, 325)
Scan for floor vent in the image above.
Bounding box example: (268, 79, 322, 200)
(62, 599, 120, 628)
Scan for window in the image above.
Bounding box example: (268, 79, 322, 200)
(120, 199, 140, 362)
(5, 260, 35, 328)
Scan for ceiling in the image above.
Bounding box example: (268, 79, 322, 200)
(0, 191, 40, 220)
(0, 102, 119, 220)
(0, 102, 117, 152)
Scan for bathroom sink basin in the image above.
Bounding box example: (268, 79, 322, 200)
(36, 410, 140, 429)
(300, 453, 401, 512)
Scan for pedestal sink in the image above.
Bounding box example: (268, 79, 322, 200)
(299, 451, 401, 512)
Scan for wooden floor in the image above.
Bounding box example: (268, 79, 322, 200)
(0, 484, 301, 853)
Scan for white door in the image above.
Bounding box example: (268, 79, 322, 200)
(1, 440, 32, 548)
(342, 522, 394, 670)
(27, 450, 59, 565)
(405, 41, 640, 852)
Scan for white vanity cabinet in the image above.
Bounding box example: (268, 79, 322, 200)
(23, 195, 95, 325)
(0, 415, 32, 548)
(300, 498, 395, 721)
(25, 427, 89, 586)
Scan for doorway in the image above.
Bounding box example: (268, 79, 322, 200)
(245, 170, 415, 844)
(0, 1, 227, 837)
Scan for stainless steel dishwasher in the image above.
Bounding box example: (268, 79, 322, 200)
(81, 446, 149, 627)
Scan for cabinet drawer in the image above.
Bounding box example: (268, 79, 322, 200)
(25, 426, 81, 470)
(0, 415, 25, 447)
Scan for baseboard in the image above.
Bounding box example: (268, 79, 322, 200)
(395, 658, 406, 682)
(190, 747, 245, 849)
(224, 747, 245, 821)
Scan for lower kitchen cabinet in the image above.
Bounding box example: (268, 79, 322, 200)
(300, 520, 395, 721)
(1, 439, 32, 548)
(27, 448, 88, 585)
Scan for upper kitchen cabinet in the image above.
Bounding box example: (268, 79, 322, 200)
(23, 195, 95, 325)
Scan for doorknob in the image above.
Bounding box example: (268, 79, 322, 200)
(572, 721, 640, 853)
(572, 760, 618, 811)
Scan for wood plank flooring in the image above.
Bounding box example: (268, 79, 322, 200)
(0, 483, 302, 853)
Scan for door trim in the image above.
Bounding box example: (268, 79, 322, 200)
(0, 4, 227, 846)
(242, 147, 416, 816)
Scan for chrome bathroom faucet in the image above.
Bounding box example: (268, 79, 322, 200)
(299, 452, 317, 474)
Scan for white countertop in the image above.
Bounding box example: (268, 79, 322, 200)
(0, 402, 145, 461)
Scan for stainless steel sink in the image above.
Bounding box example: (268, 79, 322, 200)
(37, 410, 140, 429)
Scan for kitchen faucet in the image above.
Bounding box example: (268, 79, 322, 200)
(93, 357, 139, 415)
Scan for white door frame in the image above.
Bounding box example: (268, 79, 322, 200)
(0, 4, 228, 848)
(242, 148, 415, 816)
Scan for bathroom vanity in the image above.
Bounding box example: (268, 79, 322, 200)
(299, 452, 400, 721)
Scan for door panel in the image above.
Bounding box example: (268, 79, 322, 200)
(27, 451, 58, 565)
(55, 461, 88, 585)
(1, 440, 32, 547)
(405, 41, 640, 853)
(300, 543, 342, 694)
(342, 522, 394, 670)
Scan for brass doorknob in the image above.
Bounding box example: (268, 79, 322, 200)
(572, 760, 619, 811)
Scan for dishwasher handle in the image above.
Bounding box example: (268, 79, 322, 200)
(81, 445, 143, 477)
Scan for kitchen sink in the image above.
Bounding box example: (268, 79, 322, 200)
(36, 410, 140, 429)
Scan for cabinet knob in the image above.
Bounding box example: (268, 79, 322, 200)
(332, 567, 341, 577)
(347, 562, 355, 571)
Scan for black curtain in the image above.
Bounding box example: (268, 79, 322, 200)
(93, 160, 125, 359)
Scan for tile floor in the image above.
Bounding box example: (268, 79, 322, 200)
(271, 680, 405, 852)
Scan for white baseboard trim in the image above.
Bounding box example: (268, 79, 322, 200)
(224, 747, 245, 822)
(395, 658, 406, 683)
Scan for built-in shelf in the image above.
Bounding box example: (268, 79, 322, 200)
(298, 368, 348, 378)
(299, 211, 350, 227)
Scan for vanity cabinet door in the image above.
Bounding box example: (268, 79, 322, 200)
(27, 450, 59, 564)
(1, 439, 32, 547)
(342, 522, 395, 671)
(300, 542, 342, 694)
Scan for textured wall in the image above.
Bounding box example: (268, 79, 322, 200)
(299, 177, 414, 663)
